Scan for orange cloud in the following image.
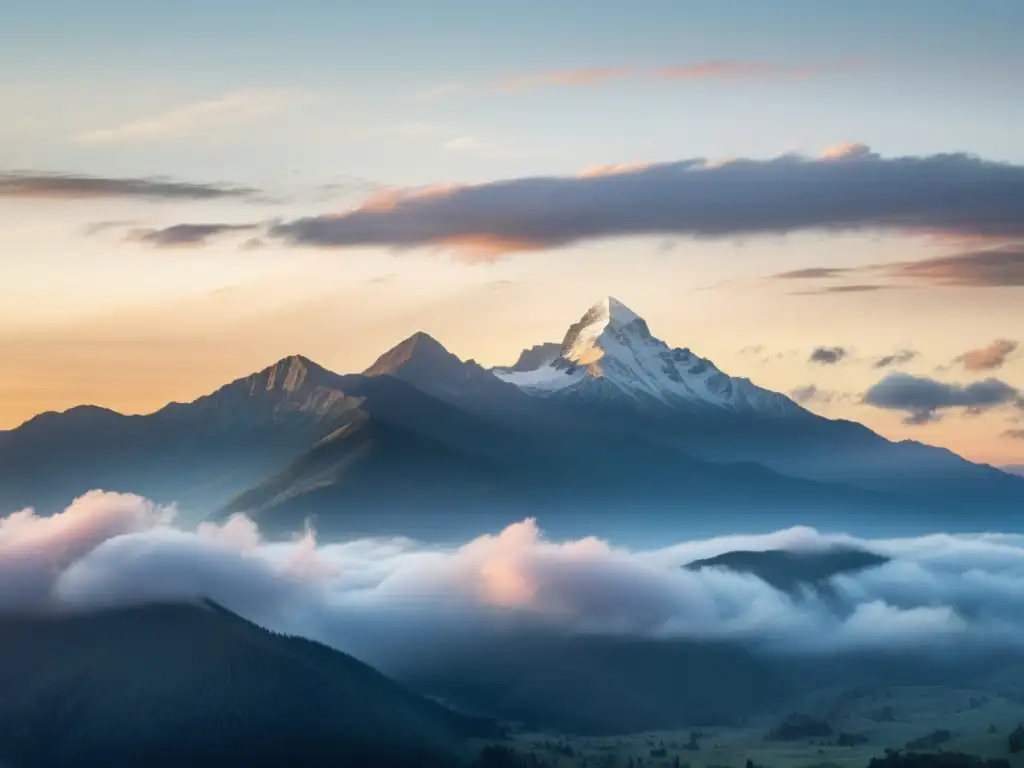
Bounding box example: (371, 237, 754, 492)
(438, 235, 552, 263)
(495, 59, 861, 93)
(499, 67, 630, 92)
(819, 142, 875, 161)
(356, 183, 463, 213)
(955, 339, 1019, 371)
(885, 247, 1024, 287)
(658, 58, 862, 81)
(577, 161, 654, 178)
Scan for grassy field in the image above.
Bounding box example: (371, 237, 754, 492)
(493, 684, 1024, 768)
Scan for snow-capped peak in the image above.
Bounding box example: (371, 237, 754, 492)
(494, 298, 802, 417)
(563, 297, 642, 364)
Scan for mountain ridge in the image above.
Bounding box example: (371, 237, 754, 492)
(494, 296, 805, 417)
(2, 297, 1022, 531)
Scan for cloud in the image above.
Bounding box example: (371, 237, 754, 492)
(267, 148, 1024, 257)
(773, 267, 853, 280)
(863, 373, 1024, 424)
(1004, 429, 1024, 440)
(657, 59, 858, 82)
(577, 161, 655, 179)
(874, 349, 919, 369)
(499, 67, 630, 92)
(792, 284, 894, 295)
(771, 244, 1024, 290)
(886, 244, 1024, 287)
(127, 223, 261, 248)
(954, 339, 1019, 371)
(6, 492, 1024, 670)
(498, 59, 859, 92)
(809, 346, 848, 365)
(789, 385, 851, 406)
(0, 172, 258, 201)
(70, 89, 303, 143)
(83, 219, 141, 236)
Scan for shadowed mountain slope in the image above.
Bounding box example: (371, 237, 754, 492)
(0, 600, 496, 768)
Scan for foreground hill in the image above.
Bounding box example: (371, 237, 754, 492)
(0, 600, 496, 768)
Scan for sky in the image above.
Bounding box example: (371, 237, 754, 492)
(2, 0, 1024, 465)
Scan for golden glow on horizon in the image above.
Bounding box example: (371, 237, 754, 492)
(0, 206, 1021, 464)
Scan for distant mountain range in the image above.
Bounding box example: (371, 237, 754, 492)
(1, 297, 1021, 535)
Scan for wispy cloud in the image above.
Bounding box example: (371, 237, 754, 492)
(886, 245, 1024, 287)
(1004, 428, 1024, 441)
(874, 349, 919, 369)
(70, 88, 304, 144)
(266, 147, 1024, 258)
(657, 59, 859, 81)
(809, 346, 848, 365)
(128, 223, 261, 247)
(773, 267, 853, 280)
(770, 244, 1024, 290)
(954, 339, 1019, 371)
(0, 172, 257, 201)
(789, 385, 853, 406)
(791, 284, 894, 295)
(83, 219, 141, 236)
(499, 67, 630, 92)
(496, 59, 859, 92)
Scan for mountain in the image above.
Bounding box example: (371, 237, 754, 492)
(393, 623, 1024, 735)
(0, 356, 360, 519)
(1003, 465, 1024, 478)
(493, 342, 562, 374)
(364, 331, 536, 417)
(212, 378, 565, 537)
(397, 632, 790, 734)
(494, 297, 802, 417)
(0, 600, 496, 768)
(4, 296, 1022, 534)
(493, 297, 1024, 516)
(685, 545, 890, 596)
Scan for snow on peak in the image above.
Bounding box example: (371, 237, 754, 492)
(494, 298, 802, 417)
(599, 296, 640, 326)
(562, 297, 646, 365)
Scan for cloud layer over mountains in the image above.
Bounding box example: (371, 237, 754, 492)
(3, 491, 1024, 672)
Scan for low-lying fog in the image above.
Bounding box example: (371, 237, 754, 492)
(3, 490, 1024, 675)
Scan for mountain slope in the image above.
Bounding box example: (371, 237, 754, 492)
(0, 600, 495, 768)
(495, 297, 802, 417)
(365, 330, 540, 417)
(0, 356, 357, 518)
(493, 298, 1024, 514)
(5, 297, 1022, 532)
(216, 411, 528, 536)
